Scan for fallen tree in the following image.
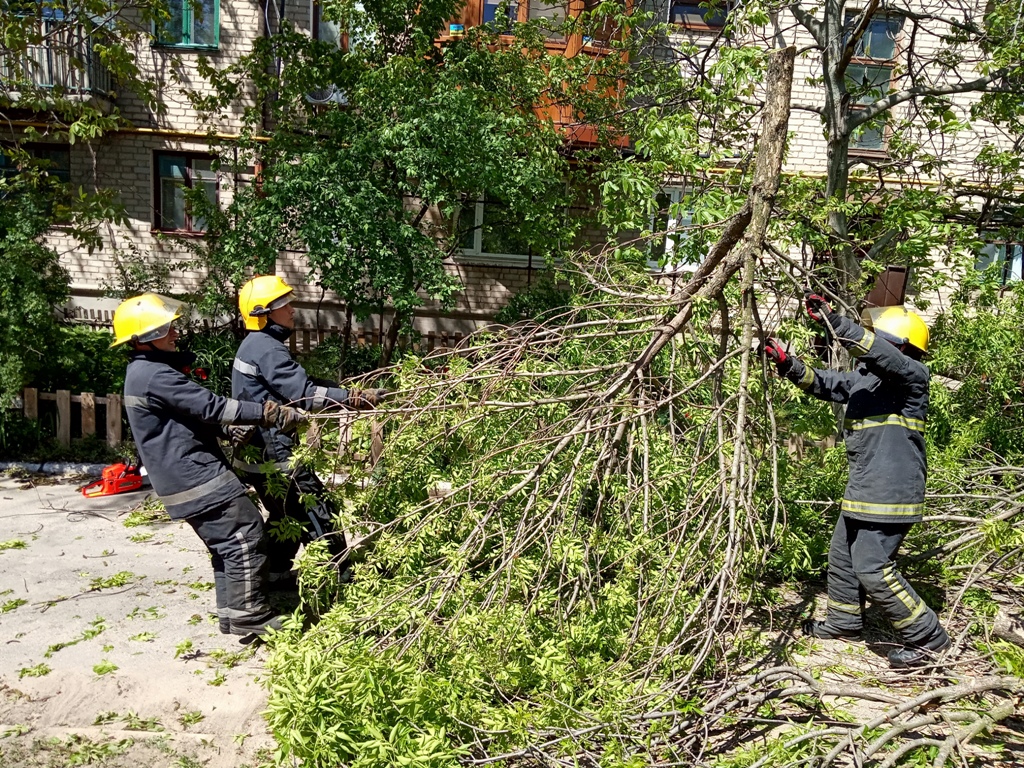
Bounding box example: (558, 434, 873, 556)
(257, 43, 1024, 768)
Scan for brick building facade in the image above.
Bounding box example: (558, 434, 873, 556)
(8, 0, 1021, 337)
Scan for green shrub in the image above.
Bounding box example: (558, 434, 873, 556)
(494, 274, 572, 324)
(0, 411, 46, 460)
(32, 325, 128, 396)
(183, 328, 241, 397)
(928, 280, 1024, 461)
(298, 336, 389, 381)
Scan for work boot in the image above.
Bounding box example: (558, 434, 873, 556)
(888, 630, 951, 669)
(802, 620, 862, 641)
(228, 613, 287, 637)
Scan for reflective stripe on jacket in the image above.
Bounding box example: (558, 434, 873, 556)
(231, 323, 350, 465)
(785, 313, 929, 524)
(123, 351, 264, 519)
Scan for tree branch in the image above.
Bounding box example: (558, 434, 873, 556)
(850, 68, 1013, 128)
(839, 0, 882, 73)
(789, 1, 825, 48)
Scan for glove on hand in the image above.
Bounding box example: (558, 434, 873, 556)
(350, 389, 389, 409)
(804, 291, 832, 323)
(261, 400, 308, 432)
(761, 338, 793, 375)
(226, 424, 256, 448)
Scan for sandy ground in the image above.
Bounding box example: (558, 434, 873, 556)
(0, 474, 279, 768)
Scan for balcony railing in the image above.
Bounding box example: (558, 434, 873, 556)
(0, 19, 113, 102)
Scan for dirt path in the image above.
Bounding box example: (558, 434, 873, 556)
(0, 475, 277, 767)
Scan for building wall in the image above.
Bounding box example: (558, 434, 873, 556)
(44, 0, 1016, 334)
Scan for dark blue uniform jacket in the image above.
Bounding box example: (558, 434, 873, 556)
(785, 313, 929, 524)
(231, 323, 350, 465)
(124, 350, 265, 519)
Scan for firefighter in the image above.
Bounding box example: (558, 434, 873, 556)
(232, 276, 385, 581)
(113, 293, 306, 637)
(762, 294, 950, 669)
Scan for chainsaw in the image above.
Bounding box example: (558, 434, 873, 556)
(81, 463, 145, 498)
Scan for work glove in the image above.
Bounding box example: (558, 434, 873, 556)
(226, 424, 256, 448)
(804, 291, 832, 323)
(761, 338, 794, 375)
(261, 400, 308, 433)
(349, 389, 389, 410)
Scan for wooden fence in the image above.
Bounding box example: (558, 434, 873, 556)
(16, 388, 122, 448)
(13, 389, 387, 457)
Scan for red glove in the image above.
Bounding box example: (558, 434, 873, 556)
(761, 338, 793, 375)
(804, 292, 832, 323)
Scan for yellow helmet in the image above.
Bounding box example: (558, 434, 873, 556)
(861, 306, 929, 354)
(110, 293, 183, 348)
(238, 275, 294, 331)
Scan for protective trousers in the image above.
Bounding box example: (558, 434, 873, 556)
(824, 516, 946, 646)
(186, 495, 272, 629)
(247, 465, 347, 574)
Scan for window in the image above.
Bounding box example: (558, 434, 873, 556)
(452, 0, 611, 40)
(312, 0, 343, 47)
(976, 242, 1023, 285)
(0, 145, 71, 183)
(156, 0, 219, 48)
(670, 2, 728, 28)
(154, 153, 218, 233)
(648, 187, 698, 273)
(458, 195, 534, 264)
(850, 14, 901, 60)
(845, 12, 902, 152)
(484, 0, 518, 24)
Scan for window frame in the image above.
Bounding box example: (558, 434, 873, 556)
(154, 0, 220, 50)
(648, 186, 699, 275)
(0, 143, 71, 183)
(312, 0, 346, 48)
(976, 240, 1024, 286)
(668, 1, 729, 31)
(448, 0, 617, 47)
(153, 151, 219, 235)
(844, 11, 903, 155)
(456, 194, 537, 267)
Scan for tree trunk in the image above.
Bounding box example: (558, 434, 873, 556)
(379, 312, 403, 368)
(821, 0, 860, 293)
(339, 305, 353, 378)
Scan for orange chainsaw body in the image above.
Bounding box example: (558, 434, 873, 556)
(81, 463, 144, 498)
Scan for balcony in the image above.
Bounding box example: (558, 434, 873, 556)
(0, 18, 115, 112)
(441, 1, 630, 148)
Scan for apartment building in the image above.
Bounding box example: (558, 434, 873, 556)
(4, 0, 1020, 338)
(658, 0, 1021, 317)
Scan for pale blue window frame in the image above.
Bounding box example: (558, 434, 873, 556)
(977, 242, 1024, 285)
